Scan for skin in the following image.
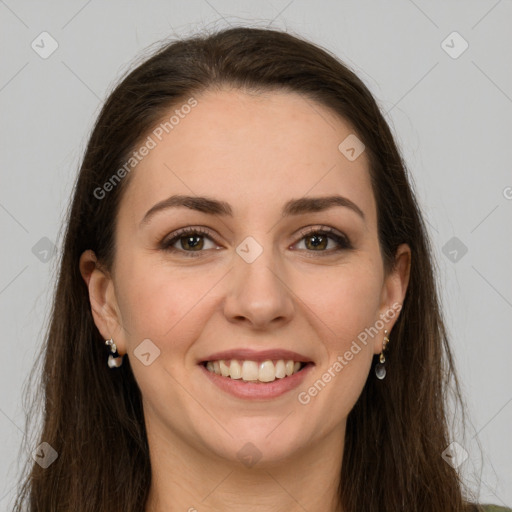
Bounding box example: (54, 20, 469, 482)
(80, 88, 410, 512)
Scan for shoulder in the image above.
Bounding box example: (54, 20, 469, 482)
(479, 505, 512, 512)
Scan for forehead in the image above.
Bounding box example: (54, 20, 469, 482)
(120, 88, 376, 227)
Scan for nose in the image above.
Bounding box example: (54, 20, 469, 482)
(222, 242, 295, 330)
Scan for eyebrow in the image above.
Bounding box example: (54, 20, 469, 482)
(140, 194, 365, 226)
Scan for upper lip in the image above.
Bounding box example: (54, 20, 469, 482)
(199, 348, 313, 364)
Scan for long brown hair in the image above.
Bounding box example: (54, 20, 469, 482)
(13, 26, 484, 511)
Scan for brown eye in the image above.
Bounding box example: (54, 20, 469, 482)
(294, 227, 352, 254)
(176, 234, 205, 251)
(304, 232, 329, 250)
(160, 227, 218, 257)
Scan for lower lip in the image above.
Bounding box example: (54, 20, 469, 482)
(199, 363, 314, 400)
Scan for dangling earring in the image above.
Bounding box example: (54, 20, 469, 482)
(105, 338, 123, 368)
(375, 330, 390, 380)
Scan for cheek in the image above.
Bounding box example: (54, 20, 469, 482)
(115, 255, 221, 344)
(292, 255, 384, 344)
(291, 257, 382, 415)
(296, 309, 379, 432)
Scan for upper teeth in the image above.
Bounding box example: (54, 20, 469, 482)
(205, 359, 303, 382)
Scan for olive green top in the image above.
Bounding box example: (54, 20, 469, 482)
(481, 505, 512, 512)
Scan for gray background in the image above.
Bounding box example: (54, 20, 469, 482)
(1, 0, 511, 509)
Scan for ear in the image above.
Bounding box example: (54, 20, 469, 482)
(79, 249, 127, 355)
(373, 243, 411, 354)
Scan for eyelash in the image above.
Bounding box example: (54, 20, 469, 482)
(160, 225, 353, 258)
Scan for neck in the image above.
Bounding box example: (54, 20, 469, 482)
(144, 419, 345, 512)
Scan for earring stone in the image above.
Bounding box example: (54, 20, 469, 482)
(375, 330, 390, 380)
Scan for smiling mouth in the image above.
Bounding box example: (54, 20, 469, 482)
(201, 359, 311, 383)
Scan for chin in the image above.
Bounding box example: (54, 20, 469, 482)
(198, 420, 308, 467)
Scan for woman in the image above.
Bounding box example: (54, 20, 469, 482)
(13, 26, 510, 511)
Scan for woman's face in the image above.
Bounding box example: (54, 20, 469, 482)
(83, 88, 410, 466)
